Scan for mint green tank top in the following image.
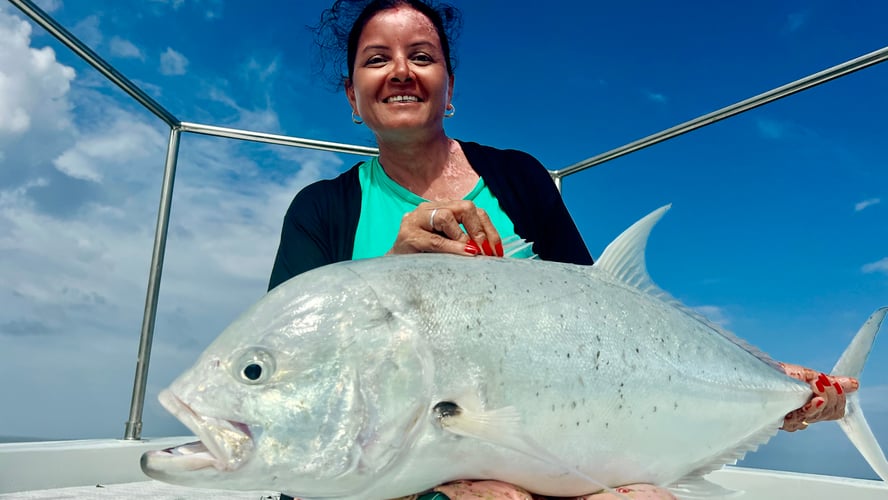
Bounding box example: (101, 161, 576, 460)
(352, 157, 520, 260)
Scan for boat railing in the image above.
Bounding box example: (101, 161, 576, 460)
(8, 0, 888, 442)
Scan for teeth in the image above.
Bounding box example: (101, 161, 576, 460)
(387, 95, 419, 103)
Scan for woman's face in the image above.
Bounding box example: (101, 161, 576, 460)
(346, 6, 454, 140)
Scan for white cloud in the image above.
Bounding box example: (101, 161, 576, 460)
(109, 36, 144, 60)
(785, 10, 810, 33)
(244, 56, 280, 82)
(160, 47, 188, 75)
(71, 14, 102, 49)
(855, 198, 881, 212)
(34, 0, 63, 13)
(645, 91, 667, 104)
(0, 9, 76, 135)
(756, 118, 788, 140)
(862, 257, 888, 275)
(693, 305, 731, 328)
(149, 0, 185, 9)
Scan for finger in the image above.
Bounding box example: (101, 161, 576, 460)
(430, 207, 471, 243)
(389, 207, 478, 256)
(780, 363, 818, 383)
(455, 204, 501, 256)
(831, 375, 859, 395)
(813, 373, 846, 421)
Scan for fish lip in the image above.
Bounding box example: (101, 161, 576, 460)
(154, 389, 255, 472)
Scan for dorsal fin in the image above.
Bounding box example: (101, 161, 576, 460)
(594, 205, 781, 369)
(595, 204, 671, 294)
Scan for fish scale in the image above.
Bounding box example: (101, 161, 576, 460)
(141, 205, 887, 499)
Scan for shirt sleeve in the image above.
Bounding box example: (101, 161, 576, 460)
(267, 165, 362, 291)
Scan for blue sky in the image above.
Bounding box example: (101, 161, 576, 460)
(0, 0, 886, 482)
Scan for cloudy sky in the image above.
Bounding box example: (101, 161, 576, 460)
(1, 0, 886, 482)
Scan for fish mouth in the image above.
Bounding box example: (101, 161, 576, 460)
(141, 389, 255, 474)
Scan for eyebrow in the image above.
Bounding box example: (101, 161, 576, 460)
(359, 41, 440, 53)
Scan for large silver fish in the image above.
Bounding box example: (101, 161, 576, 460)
(141, 206, 888, 499)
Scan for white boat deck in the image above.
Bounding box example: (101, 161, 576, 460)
(1, 438, 886, 499)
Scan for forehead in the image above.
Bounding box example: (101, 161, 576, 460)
(358, 6, 441, 47)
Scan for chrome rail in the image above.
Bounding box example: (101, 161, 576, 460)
(7, 0, 887, 442)
(123, 129, 181, 440)
(180, 122, 379, 156)
(551, 46, 888, 181)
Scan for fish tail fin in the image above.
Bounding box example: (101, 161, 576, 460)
(830, 307, 888, 481)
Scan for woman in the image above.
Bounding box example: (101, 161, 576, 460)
(269, 1, 855, 498)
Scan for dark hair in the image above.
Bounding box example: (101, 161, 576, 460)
(312, 0, 462, 89)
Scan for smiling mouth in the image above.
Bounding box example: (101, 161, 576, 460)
(384, 95, 421, 103)
(141, 390, 254, 473)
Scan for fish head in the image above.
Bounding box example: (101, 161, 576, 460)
(141, 263, 433, 496)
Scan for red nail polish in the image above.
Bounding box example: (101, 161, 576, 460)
(816, 399, 825, 408)
(481, 240, 493, 256)
(815, 380, 825, 393)
(818, 373, 830, 385)
(834, 382, 843, 395)
(465, 240, 480, 255)
(495, 241, 504, 257)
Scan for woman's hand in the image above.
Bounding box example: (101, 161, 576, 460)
(416, 480, 676, 499)
(388, 201, 504, 257)
(780, 362, 859, 432)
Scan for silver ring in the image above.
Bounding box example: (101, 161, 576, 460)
(429, 208, 439, 231)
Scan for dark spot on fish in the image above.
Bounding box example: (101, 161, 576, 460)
(536, 392, 539, 397)
(433, 401, 461, 419)
(566, 353, 571, 359)
(552, 404, 556, 412)
(635, 347, 640, 354)
(576, 421, 580, 427)
(571, 401, 577, 409)
(596, 350, 600, 360)
(653, 406, 657, 413)
(674, 402, 679, 410)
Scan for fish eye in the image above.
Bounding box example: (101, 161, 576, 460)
(233, 348, 276, 385)
(243, 363, 262, 381)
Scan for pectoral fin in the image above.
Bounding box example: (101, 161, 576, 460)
(432, 401, 628, 499)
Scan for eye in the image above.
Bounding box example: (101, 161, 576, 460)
(365, 55, 387, 66)
(233, 348, 276, 385)
(411, 53, 433, 64)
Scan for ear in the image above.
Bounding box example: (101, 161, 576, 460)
(447, 74, 455, 105)
(345, 78, 358, 113)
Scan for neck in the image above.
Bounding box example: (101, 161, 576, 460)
(376, 132, 454, 193)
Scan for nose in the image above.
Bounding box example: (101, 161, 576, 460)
(389, 56, 413, 83)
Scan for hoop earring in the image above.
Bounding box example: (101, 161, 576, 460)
(352, 111, 363, 125)
(444, 103, 455, 118)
